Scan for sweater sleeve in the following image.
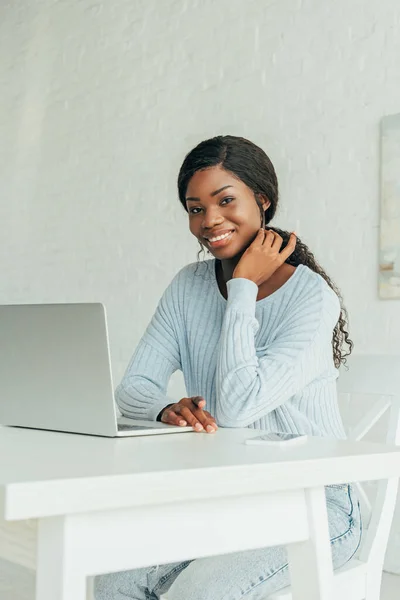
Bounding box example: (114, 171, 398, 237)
(115, 277, 182, 422)
(215, 276, 340, 428)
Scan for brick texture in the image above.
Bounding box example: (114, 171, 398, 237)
(1, 0, 400, 568)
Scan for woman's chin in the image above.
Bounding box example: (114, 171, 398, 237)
(209, 246, 245, 261)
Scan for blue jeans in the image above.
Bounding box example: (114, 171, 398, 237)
(94, 485, 362, 600)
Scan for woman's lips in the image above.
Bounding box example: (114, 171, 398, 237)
(205, 231, 235, 248)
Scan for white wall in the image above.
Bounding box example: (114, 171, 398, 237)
(1, 0, 400, 562)
(2, 0, 400, 389)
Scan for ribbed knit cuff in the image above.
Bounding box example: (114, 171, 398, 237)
(226, 278, 258, 316)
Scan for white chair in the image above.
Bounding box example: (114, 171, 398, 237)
(161, 354, 400, 600)
(268, 354, 400, 600)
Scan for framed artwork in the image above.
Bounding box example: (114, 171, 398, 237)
(380, 113, 400, 299)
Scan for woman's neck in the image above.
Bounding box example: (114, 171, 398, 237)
(220, 252, 245, 283)
(216, 256, 297, 301)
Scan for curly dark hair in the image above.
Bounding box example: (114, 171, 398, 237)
(177, 135, 353, 368)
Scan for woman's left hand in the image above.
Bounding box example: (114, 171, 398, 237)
(232, 229, 297, 286)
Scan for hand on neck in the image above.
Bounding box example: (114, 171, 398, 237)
(220, 252, 245, 283)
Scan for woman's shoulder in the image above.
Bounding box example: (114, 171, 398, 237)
(162, 260, 215, 303)
(294, 265, 341, 323)
(169, 259, 215, 288)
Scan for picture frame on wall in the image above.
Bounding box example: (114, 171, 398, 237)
(379, 113, 400, 299)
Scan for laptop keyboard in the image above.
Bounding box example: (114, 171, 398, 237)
(118, 424, 154, 431)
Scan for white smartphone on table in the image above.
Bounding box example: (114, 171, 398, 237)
(245, 432, 308, 446)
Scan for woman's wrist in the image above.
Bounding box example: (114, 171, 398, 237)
(156, 403, 174, 422)
(232, 272, 258, 284)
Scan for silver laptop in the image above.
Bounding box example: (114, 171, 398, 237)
(0, 303, 193, 437)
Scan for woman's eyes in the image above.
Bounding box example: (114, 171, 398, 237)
(189, 197, 234, 215)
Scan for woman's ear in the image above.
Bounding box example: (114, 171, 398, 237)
(255, 193, 271, 211)
(255, 194, 271, 212)
(261, 195, 271, 211)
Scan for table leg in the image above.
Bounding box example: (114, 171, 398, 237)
(286, 486, 333, 600)
(36, 516, 87, 600)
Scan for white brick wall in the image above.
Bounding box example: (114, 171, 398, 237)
(1, 0, 400, 567)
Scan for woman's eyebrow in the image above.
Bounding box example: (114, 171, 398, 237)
(186, 185, 234, 202)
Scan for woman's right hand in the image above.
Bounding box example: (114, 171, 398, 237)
(161, 396, 218, 433)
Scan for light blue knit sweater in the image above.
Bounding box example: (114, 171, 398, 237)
(116, 259, 347, 438)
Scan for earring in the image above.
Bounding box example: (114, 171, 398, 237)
(256, 194, 266, 230)
(258, 204, 266, 229)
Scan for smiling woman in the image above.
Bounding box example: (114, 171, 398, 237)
(95, 135, 360, 600)
(178, 136, 352, 367)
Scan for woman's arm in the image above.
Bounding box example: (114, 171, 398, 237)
(116, 280, 181, 422)
(215, 277, 340, 428)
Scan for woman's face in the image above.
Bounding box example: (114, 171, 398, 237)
(185, 165, 270, 259)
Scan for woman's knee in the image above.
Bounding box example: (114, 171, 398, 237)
(166, 549, 290, 600)
(93, 568, 148, 600)
(93, 572, 122, 600)
(167, 565, 210, 600)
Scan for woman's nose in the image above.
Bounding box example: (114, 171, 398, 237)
(202, 208, 224, 229)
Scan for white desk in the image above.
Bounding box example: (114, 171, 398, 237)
(1, 426, 400, 600)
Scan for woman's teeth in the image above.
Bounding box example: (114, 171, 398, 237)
(206, 231, 234, 247)
(208, 232, 232, 242)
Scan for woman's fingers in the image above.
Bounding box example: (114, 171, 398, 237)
(262, 229, 276, 247)
(279, 233, 297, 261)
(271, 232, 283, 250)
(179, 406, 217, 433)
(181, 405, 218, 433)
(161, 406, 187, 427)
(179, 406, 205, 431)
(255, 228, 266, 245)
(162, 397, 217, 433)
(193, 408, 218, 433)
(190, 397, 217, 432)
(261, 230, 296, 262)
(191, 396, 206, 409)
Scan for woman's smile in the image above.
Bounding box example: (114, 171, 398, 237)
(204, 230, 235, 248)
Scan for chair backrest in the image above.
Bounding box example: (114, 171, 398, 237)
(337, 354, 400, 569)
